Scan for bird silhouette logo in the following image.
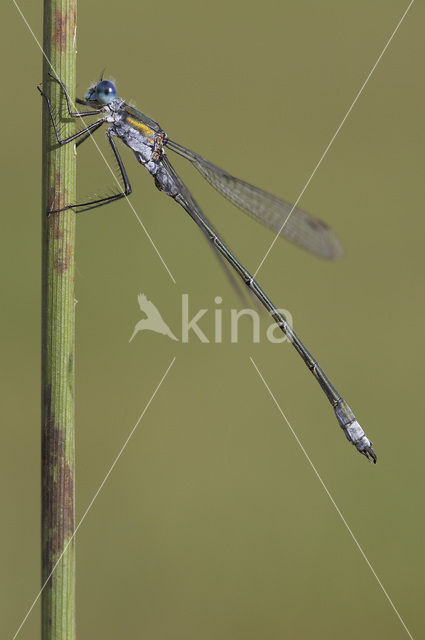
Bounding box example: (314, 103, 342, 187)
(129, 294, 179, 342)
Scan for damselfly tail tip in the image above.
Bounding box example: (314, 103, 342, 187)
(354, 436, 377, 464)
(344, 420, 377, 464)
(360, 445, 377, 464)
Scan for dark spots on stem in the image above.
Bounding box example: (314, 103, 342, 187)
(53, 5, 77, 53)
(47, 172, 68, 223)
(53, 8, 70, 53)
(53, 242, 72, 273)
(42, 384, 75, 576)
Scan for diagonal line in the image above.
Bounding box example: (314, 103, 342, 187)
(11, 0, 176, 284)
(253, 0, 415, 278)
(249, 356, 414, 640)
(11, 357, 176, 640)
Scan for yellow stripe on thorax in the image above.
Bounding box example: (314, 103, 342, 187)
(126, 116, 154, 142)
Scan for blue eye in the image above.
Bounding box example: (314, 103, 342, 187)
(95, 80, 116, 104)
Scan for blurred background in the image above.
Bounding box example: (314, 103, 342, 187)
(2, 1, 424, 638)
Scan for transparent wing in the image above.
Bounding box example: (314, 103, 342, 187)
(167, 139, 343, 260)
(123, 104, 161, 132)
(161, 154, 256, 307)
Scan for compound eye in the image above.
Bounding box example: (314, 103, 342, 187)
(95, 80, 116, 104)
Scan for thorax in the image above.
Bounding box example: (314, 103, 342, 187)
(105, 101, 163, 167)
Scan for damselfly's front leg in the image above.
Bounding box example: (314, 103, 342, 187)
(47, 72, 101, 118)
(38, 84, 106, 148)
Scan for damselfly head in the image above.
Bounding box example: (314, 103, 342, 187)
(85, 80, 116, 105)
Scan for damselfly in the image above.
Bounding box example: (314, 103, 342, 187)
(39, 74, 376, 463)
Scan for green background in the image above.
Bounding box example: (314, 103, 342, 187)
(2, 1, 424, 638)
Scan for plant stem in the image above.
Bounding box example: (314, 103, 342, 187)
(41, 1, 77, 639)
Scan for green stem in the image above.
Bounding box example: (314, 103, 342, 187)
(41, 1, 77, 639)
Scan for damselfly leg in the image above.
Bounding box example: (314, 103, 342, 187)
(39, 76, 131, 213)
